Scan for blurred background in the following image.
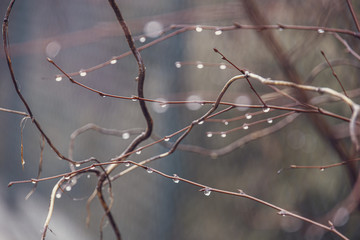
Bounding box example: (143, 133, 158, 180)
(1, 0, 360, 239)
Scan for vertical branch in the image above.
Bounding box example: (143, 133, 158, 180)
(97, 180, 121, 240)
(2, 0, 75, 164)
(92, 1, 154, 238)
(107, 0, 153, 150)
(41, 177, 66, 240)
(106, 0, 153, 167)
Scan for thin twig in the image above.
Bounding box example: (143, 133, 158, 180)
(333, 33, 360, 61)
(320, 51, 350, 98)
(213, 48, 268, 109)
(25, 136, 45, 200)
(345, 0, 360, 32)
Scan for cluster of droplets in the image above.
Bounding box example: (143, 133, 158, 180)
(174, 61, 227, 70)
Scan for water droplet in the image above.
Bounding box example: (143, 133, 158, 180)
(245, 113, 252, 119)
(46, 41, 61, 58)
(175, 62, 182, 68)
(122, 132, 130, 140)
(204, 188, 211, 196)
(198, 120, 204, 125)
(75, 163, 81, 167)
(214, 30, 222, 35)
(223, 120, 229, 125)
(71, 178, 77, 184)
(144, 21, 163, 38)
(210, 152, 218, 159)
(320, 168, 325, 172)
(267, 118, 273, 124)
(131, 95, 138, 102)
(31, 180, 36, 184)
(56, 193, 62, 199)
(186, 95, 203, 111)
(136, 150, 142, 155)
(65, 185, 72, 191)
(235, 95, 252, 112)
(206, 132, 213, 138)
(64, 176, 70, 180)
(278, 27, 284, 31)
(173, 174, 180, 183)
(146, 167, 153, 173)
(124, 162, 130, 167)
(139, 36, 146, 43)
(87, 174, 91, 179)
(278, 210, 287, 216)
(221, 132, 227, 138)
(243, 123, 249, 130)
(317, 29, 325, 34)
(152, 98, 169, 113)
(195, 26, 203, 32)
(110, 58, 117, 64)
(196, 63, 204, 69)
(244, 71, 250, 77)
(79, 70, 87, 77)
(90, 166, 96, 170)
(219, 64, 227, 70)
(263, 107, 270, 113)
(55, 75, 62, 82)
